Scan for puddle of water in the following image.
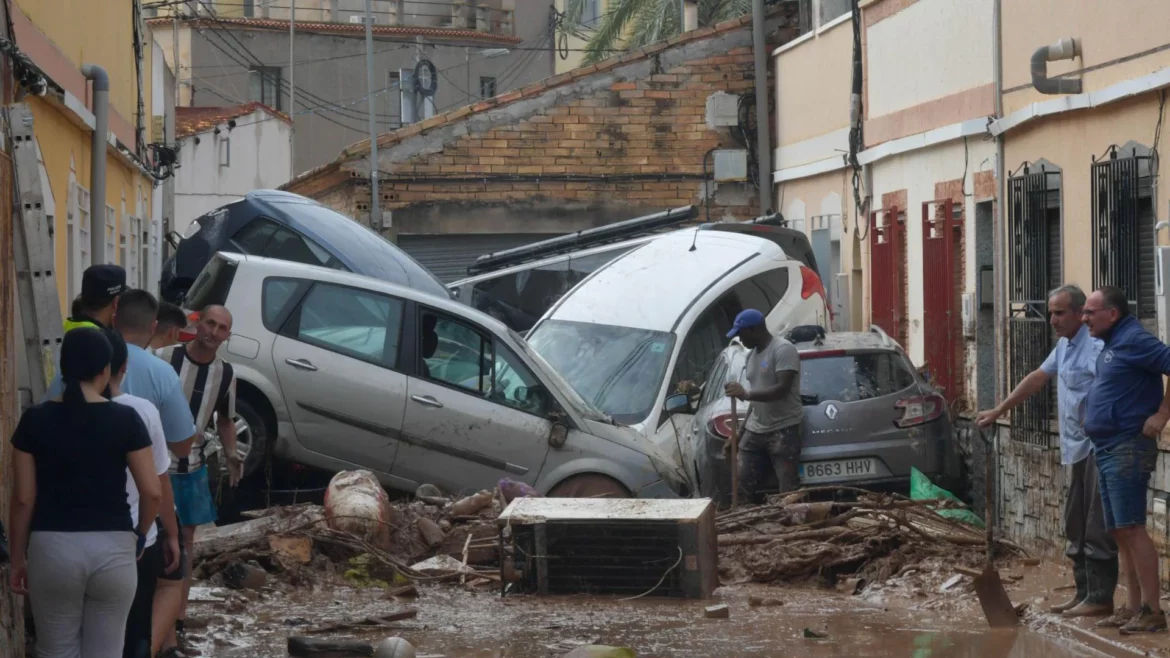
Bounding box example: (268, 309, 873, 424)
(197, 585, 1098, 658)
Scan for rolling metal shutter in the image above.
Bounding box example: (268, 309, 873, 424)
(397, 234, 556, 283)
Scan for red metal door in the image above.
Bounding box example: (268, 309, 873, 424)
(869, 207, 903, 342)
(921, 200, 961, 400)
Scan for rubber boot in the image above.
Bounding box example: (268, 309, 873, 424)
(1051, 556, 1087, 613)
(1063, 557, 1117, 618)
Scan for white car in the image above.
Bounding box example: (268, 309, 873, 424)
(182, 252, 691, 499)
(526, 230, 830, 461)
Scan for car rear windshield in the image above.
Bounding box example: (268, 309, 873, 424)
(469, 247, 635, 333)
(184, 256, 237, 310)
(527, 319, 675, 425)
(799, 351, 917, 405)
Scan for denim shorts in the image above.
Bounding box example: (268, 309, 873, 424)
(1095, 437, 1158, 531)
(170, 466, 217, 529)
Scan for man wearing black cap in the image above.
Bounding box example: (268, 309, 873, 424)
(63, 264, 127, 332)
(724, 308, 804, 502)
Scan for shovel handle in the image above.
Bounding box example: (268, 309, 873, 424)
(981, 426, 994, 564)
(730, 397, 740, 509)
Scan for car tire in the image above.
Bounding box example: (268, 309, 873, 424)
(547, 473, 631, 499)
(236, 397, 270, 478)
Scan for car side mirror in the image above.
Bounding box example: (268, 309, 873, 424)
(664, 393, 692, 416)
(548, 422, 568, 449)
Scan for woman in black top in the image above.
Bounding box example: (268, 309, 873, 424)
(8, 327, 162, 658)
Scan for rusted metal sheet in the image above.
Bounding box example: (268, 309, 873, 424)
(869, 207, 903, 344)
(921, 200, 961, 401)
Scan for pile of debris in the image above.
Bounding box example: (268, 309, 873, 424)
(193, 471, 520, 592)
(716, 486, 1028, 587)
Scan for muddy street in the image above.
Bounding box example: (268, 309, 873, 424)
(191, 583, 1098, 658)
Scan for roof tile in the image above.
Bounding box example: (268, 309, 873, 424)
(175, 102, 289, 137)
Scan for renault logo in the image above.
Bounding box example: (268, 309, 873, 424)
(825, 404, 838, 420)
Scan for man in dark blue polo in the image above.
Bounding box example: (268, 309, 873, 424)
(1082, 286, 1167, 634)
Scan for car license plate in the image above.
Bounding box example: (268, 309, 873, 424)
(800, 458, 877, 483)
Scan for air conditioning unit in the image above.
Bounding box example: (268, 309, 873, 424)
(498, 498, 718, 599)
(349, 15, 378, 24)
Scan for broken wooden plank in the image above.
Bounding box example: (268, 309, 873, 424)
(195, 506, 325, 560)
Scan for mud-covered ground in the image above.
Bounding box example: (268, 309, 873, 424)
(187, 566, 1112, 658)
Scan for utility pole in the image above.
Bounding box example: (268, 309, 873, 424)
(289, 0, 296, 179)
(750, 0, 772, 213)
(365, 0, 380, 231)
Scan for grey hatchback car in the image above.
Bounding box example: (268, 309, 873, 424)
(677, 327, 961, 503)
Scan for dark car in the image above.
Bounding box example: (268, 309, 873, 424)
(160, 190, 448, 303)
(674, 326, 961, 503)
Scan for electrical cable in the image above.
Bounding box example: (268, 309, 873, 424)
(847, 0, 867, 241)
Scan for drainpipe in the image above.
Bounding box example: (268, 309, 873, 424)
(1031, 38, 1081, 95)
(751, 0, 773, 214)
(82, 64, 109, 265)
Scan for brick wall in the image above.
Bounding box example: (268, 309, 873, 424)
(288, 13, 795, 236)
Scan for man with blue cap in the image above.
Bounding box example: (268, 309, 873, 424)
(724, 308, 803, 501)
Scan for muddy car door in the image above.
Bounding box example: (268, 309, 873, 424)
(395, 306, 552, 494)
(269, 280, 409, 479)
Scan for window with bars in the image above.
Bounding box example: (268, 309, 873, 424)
(1091, 143, 1156, 322)
(1006, 161, 1062, 447)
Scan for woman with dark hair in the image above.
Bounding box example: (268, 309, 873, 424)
(8, 327, 161, 658)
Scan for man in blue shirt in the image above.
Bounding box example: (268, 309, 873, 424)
(1081, 286, 1168, 634)
(977, 285, 1116, 618)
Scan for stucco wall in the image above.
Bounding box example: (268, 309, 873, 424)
(14, 0, 153, 134)
(774, 18, 852, 151)
(1002, 0, 1170, 114)
(869, 138, 994, 368)
(1003, 94, 1167, 291)
(866, 0, 992, 119)
(175, 110, 293, 234)
(28, 97, 153, 309)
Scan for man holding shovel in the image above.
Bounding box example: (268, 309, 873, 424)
(976, 284, 1117, 619)
(724, 309, 803, 503)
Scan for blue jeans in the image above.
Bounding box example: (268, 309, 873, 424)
(1095, 436, 1157, 531)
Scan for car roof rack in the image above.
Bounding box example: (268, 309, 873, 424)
(466, 205, 697, 276)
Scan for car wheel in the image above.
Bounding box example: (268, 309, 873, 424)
(235, 397, 270, 478)
(547, 473, 631, 498)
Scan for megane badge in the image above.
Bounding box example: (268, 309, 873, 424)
(825, 404, 838, 420)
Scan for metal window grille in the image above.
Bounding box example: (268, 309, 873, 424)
(1091, 145, 1155, 318)
(1006, 163, 1061, 447)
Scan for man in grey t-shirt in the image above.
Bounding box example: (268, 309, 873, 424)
(724, 309, 803, 501)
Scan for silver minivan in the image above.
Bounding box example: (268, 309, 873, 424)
(183, 252, 689, 499)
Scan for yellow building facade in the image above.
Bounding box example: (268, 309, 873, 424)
(12, 0, 158, 311)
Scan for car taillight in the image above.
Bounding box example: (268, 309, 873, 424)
(895, 393, 945, 428)
(800, 266, 826, 301)
(800, 265, 833, 322)
(707, 411, 746, 440)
